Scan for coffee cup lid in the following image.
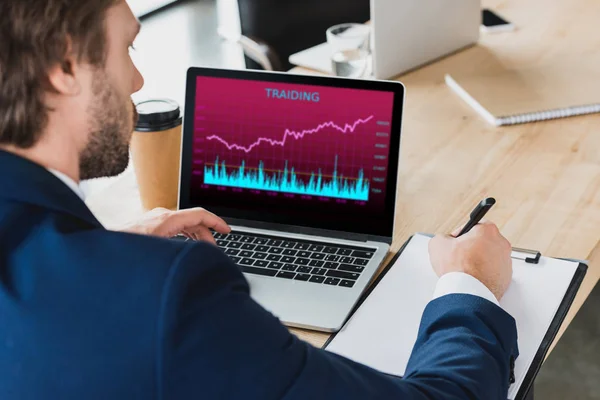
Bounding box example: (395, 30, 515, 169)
(135, 99, 182, 132)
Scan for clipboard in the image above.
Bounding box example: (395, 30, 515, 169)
(322, 234, 588, 400)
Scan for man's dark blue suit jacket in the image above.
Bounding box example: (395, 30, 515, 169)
(0, 150, 518, 399)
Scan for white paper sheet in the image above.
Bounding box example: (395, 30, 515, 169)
(325, 234, 580, 399)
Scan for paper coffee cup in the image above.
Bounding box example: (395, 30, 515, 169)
(131, 99, 183, 211)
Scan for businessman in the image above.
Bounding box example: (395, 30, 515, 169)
(0, 1, 518, 399)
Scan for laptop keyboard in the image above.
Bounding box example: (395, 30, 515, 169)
(211, 231, 376, 289)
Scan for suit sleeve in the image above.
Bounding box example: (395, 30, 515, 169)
(157, 243, 519, 400)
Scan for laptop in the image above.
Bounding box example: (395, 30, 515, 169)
(178, 67, 405, 332)
(289, 0, 481, 80)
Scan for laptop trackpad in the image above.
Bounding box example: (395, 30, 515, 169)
(245, 274, 357, 332)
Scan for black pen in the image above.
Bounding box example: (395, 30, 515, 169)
(456, 198, 496, 237)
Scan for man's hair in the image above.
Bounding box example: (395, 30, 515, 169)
(0, 0, 118, 148)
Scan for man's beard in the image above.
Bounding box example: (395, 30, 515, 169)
(79, 70, 138, 180)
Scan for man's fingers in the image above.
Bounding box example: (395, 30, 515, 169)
(451, 223, 465, 237)
(182, 228, 217, 244)
(195, 228, 217, 244)
(476, 218, 494, 227)
(429, 234, 453, 254)
(165, 208, 231, 236)
(126, 208, 230, 240)
(187, 226, 217, 244)
(182, 231, 194, 241)
(185, 208, 231, 234)
(428, 234, 456, 278)
(451, 218, 495, 238)
(470, 219, 501, 237)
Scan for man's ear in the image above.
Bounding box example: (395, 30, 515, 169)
(47, 37, 81, 96)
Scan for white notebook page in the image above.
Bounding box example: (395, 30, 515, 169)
(325, 234, 579, 399)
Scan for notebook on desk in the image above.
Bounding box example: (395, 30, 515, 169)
(445, 62, 600, 126)
(323, 234, 587, 400)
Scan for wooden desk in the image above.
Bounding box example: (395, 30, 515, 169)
(87, 0, 600, 352)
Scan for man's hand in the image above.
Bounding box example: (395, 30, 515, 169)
(429, 221, 513, 301)
(120, 207, 231, 244)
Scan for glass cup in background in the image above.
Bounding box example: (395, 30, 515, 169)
(326, 23, 371, 78)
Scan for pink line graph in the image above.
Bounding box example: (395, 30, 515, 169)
(205, 115, 374, 153)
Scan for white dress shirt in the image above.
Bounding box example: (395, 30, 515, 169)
(47, 168, 496, 304)
(48, 168, 86, 201)
(433, 272, 499, 305)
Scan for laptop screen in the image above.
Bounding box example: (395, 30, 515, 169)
(181, 69, 404, 238)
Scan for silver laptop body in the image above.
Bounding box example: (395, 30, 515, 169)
(371, 0, 481, 79)
(179, 67, 405, 332)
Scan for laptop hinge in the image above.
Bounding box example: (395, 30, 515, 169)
(224, 217, 390, 244)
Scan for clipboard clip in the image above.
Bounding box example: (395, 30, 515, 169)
(511, 247, 542, 264)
